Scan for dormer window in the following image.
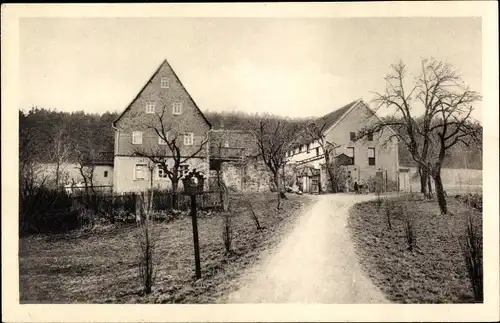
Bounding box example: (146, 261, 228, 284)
(160, 77, 169, 88)
(173, 102, 182, 115)
(145, 102, 155, 114)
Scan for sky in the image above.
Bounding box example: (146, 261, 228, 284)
(19, 17, 482, 121)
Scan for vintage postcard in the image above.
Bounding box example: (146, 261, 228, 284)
(2, 2, 499, 322)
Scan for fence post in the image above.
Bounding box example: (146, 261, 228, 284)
(190, 195, 201, 279)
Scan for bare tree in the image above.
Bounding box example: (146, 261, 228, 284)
(360, 58, 481, 214)
(249, 117, 299, 209)
(305, 119, 342, 192)
(48, 128, 73, 189)
(77, 148, 98, 197)
(133, 105, 209, 209)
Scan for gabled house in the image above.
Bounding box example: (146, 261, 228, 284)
(111, 59, 212, 193)
(286, 99, 399, 193)
(111, 59, 272, 193)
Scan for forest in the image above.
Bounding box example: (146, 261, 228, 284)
(18, 106, 482, 169)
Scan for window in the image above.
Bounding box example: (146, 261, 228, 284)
(184, 133, 194, 146)
(367, 132, 373, 141)
(368, 148, 376, 166)
(104, 170, 108, 178)
(157, 164, 168, 179)
(178, 164, 189, 176)
(173, 102, 182, 115)
(132, 131, 143, 145)
(224, 141, 229, 148)
(316, 147, 320, 156)
(134, 164, 148, 180)
(346, 147, 355, 165)
(307, 143, 310, 153)
(350, 132, 356, 141)
(160, 77, 169, 88)
(158, 134, 168, 145)
(145, 102, 155, 114)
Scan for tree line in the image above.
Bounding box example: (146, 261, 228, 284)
(19, 106, 480, 168)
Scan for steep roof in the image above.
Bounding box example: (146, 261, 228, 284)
(291, 99, 361, 149)
(319, 99, 360, 133)
(112, 58, 212, 129)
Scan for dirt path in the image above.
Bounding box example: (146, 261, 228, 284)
(223, 194, 389, 303)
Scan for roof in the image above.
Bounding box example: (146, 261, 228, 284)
(208, 129, 259, 157)
(291, 99, 361, 149)
(82, 151, 114, 166)
(319, 99, 360, 133)
(112, 58, 212, 129)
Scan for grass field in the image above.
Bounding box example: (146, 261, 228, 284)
(348, 194, 482, 303)
(19, 192, 314, 303)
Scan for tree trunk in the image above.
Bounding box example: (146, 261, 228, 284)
(433, 173, 447, 215)
(172, 180, 179, 210)
(55, 162, 60, 189)
(273, 171, 282, 209)
(419, 166, 428, 195)
(324, 153, 336, 193)
(427, 173, 433, 198)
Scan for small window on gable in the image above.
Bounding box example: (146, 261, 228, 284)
(104, 170, 108, 178)
(160, 77, 169, 88)
(132, 131, 143, 145)
(184, 133, 194, 146)
(145, 102, 155, 114)
(316, 147, 320, 156)
(173, 102, 182, 115)
(350, 132, 356, 141)
(367, 132, 374, 141)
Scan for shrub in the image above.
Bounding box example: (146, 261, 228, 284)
(402, 204, 417, 252)
(459, 213, 483, 302)
(19, 186, 78, 235)
(384, 200, 392, 230)
(137, 220, 156, 294)
(456, 193, 483, 212)
(221, 212, 233, 254)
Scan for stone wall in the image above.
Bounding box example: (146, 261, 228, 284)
(219, 159, 272, 192)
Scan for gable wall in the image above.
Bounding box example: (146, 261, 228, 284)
(325, 102, 399, 183)
(114, 61, 211, 157)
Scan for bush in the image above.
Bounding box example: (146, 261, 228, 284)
(401, 204, 417, 252)
(456, 193, 483, 212)
(459, 213, 483, 302)
(19, 186, 79, 235)
(384, 200, 392, 230)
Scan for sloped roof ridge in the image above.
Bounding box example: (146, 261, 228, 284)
(112, 58, 212, 129)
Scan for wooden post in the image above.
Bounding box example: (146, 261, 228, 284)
(190, 194, 201, 279)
